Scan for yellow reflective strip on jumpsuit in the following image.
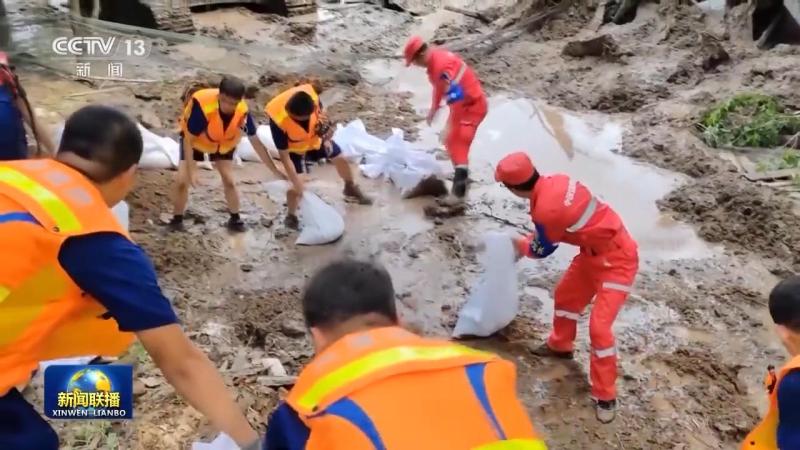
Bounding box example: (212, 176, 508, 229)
(474, 439, 548, 450)
(0, 167, 82, 233)
(296, 344, 491, 410)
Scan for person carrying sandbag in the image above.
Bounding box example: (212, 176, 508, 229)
(170, 76, 286, 233)
(266, 82, 372, 230)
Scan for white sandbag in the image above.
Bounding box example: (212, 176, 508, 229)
(332, 119, 387, 161)
(453, 233, 520, 338)
(138, 124, 175, 169)
(111, 201, 130, 231)
(192, 433, 238, 450)
(238, 125, 279, 162)
(297, 191, 345, 245)
(263, 181, 345, 246)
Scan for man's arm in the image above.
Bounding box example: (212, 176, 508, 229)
(269, 119, 303, 193)
(58, 233, 258, 447)
(244, 114, 285, 179)
(777, 369, 800, 449)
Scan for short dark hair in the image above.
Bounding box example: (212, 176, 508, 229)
(286, 91, 315, 116)
(219, 76, 245, 99)
(769, 275, 800, 332)
(302, 259, 398, 329)
(768, 365, 775, 370)
(505, 170, 540, 191)
(59, 105, 142, 183)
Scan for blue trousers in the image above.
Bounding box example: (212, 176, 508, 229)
(0, 388, 59, 450)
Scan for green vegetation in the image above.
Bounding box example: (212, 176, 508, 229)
(697, 93, 800, 148)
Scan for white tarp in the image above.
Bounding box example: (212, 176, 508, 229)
(453, 233, 520, 338)
(332, 120, 444, 196)
(264, 181, 345, 245)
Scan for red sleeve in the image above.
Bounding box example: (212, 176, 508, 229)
(531, 181, 570, 243)
(427, 51, 460, 113)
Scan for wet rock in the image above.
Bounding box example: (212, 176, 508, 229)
(698, 34, 730, 72)
(562, 34, 620, 59)
(133, 380, 146, 397)
(280, 319, 307, 338)
(240, 263, 254, 273)
(402, 176, 448, 199)
(260, 216, 274, 228)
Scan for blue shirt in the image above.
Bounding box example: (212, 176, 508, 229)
(264, 402, 309, 450)
(58, 232, 178, 332)
(186, 99, 256, 138)
(269, 100, 324, 152)
(0, 86, 27, 160)
(778, 369, 800, 449)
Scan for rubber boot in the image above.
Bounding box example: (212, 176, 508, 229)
(344, 182, 373, 205)
(438, 167, 468, 206)
(595, 399, 617, 424)
(528, 342, 574, 360)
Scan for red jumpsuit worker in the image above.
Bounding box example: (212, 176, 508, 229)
(404, 36, 488, 204)
(494, 151, 639, 424)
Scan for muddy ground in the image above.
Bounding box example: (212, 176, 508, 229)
(6, 0, 800, 448)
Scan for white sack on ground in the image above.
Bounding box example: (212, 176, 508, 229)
(237, 125, 280, 162)
(453, 233, 520, 338)
(263, 181, 345, 246)
(192, 433, 238, 450)
(54, 122, 179, 169)
(333, 120, 443, 196)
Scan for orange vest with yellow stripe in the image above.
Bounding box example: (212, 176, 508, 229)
(0, 159, 135, 396)
(286, 326, 547, 450)
(265, 84, 322, 155)
(180, 88, 248, 154)
(742, 356, 800, 449)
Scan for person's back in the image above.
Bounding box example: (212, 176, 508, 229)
(266, 259, 546, 450)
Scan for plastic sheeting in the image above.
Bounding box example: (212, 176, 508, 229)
(452, 233, 520, 338)
(332, 120, 445, 196)
(264, 181, 345, 246)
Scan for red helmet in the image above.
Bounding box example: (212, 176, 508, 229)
(403, 36, 425, 66)
(0, 52, 8, 66)
(495, 152, 536, 186)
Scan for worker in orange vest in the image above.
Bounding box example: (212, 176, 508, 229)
(494, 151, 639, 423)
(264, 258, 547, 450)
(742, 275, 800, 449)
(171, 76, 285, 232)
(0, 105, 261, 450)
(266, 83, 372, 230)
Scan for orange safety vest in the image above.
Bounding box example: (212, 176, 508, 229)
(265, 84, 322, 155)
(180, 88, 248, 154)
(742, 356, 800, 449)
(286, 326, 547, 450)
(0, 159, 135, 396)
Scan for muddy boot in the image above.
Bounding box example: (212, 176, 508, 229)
(528, 343, 574, 360)
(227, 213, 246, 233)
(343, 182, 373, 205)
(595, 399, 617, 424)
(168, 215, 185, 232)
(284, 214, 299, 230)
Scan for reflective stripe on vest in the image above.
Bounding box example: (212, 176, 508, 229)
(0, 167, 82, 233)
(742, 356, 800, 449)
(0, 285, 8, 303)
(296, 344, 491, 411)
(565, 196, 597, 233)
(474, 439, 549, 450)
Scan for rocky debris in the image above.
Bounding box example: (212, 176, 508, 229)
(561, 34, 621, 60)
(402, 176, 449, 199)
(697, 33, 730, 71)
(280, 319, 307, 338)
